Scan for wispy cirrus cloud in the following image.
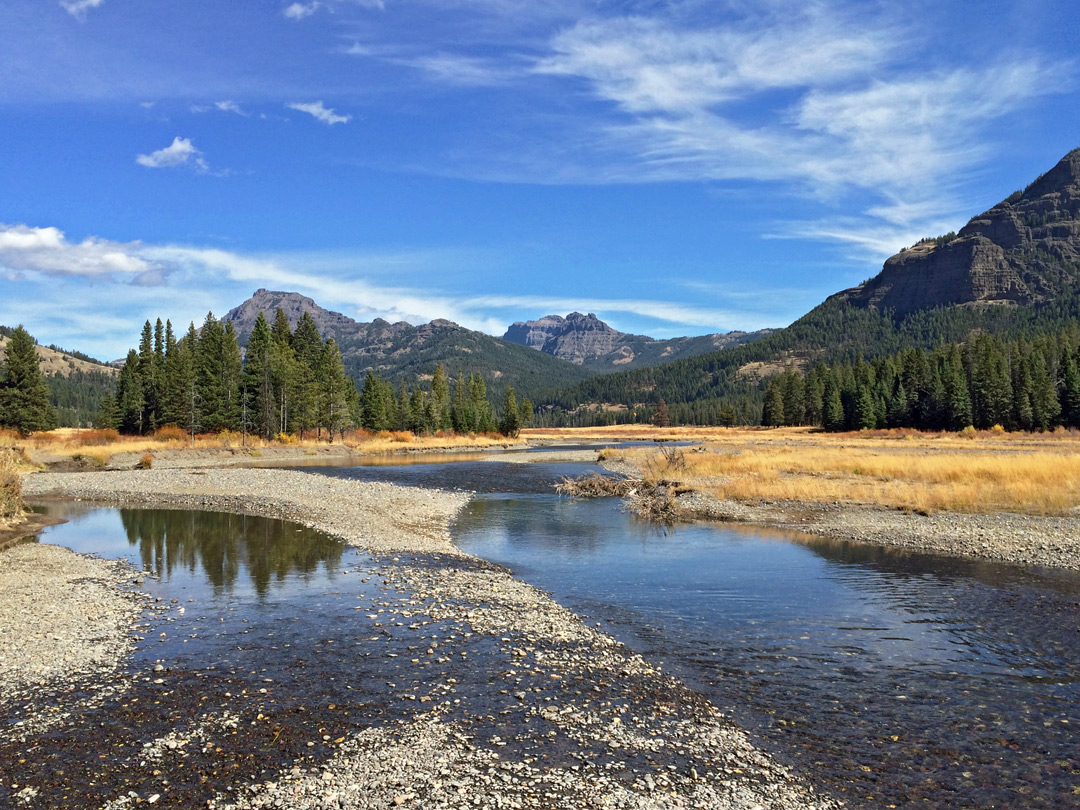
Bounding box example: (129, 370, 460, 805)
(287, 100, 352, 125)
(59, 0, 104, 20)
(522, 5, 1072, 258)
(135, 136, 210, 172)
(283, 2, 320, 21)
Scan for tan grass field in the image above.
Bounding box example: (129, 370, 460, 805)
(1, 426, 521, 469)
(525, 425, 1080, 516)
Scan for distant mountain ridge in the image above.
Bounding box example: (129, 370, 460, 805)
(223, 289, 593, 399)
(503, 311, 773, 371)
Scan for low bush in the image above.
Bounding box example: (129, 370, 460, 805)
(135, 453, 154, 470)
(153, 424, 187, 442)
(0, 449, 24, 521)
(75, 428, 120, 447)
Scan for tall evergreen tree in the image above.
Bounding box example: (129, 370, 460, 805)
(431, 364, 451, 431)
(500, 387, 521, 437)
(243, 312, 276, 439)
(290, 312, 323, 439)
(760, 381, 784, 427)
(316, 338, 352, 441)
(116, 349, 145, 434)
(0, 325, 58, 434)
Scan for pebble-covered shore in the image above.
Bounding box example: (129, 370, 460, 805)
(6, 468, 839, 810)
(674, 491, 1080, 571)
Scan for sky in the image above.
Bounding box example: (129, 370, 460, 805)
(1, 0, 1078, 361)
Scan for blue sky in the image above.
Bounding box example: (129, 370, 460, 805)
(1, 0, 1077, 360)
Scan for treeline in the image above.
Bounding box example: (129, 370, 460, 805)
(49, 370, 116, 428)
(761, 327, 1080, 432)
(539, 291, 1080, 420)
(100, 309, 528, 439)
(357, 366, 532, 436)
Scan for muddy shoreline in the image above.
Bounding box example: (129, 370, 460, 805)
(4, 466, 838, 809)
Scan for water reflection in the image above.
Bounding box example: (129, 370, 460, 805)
(454, 495, 1080, 810)
(118, 509, 344, 596)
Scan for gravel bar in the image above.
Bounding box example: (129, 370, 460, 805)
(674, 491, 1080, 571)
(6, 468, 839, 810)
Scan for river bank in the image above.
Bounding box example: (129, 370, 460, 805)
(594, 451, 1080, 572)
(5, 467, 838, 809)
(673, 490, 1080, 571)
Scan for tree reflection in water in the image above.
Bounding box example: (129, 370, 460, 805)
(119, 509, 344, 596)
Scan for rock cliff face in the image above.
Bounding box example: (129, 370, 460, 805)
(503, 312, 771, 370)
(837, 148, 1080, 317)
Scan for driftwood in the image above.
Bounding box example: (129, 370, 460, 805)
(555, 472, 684, 523)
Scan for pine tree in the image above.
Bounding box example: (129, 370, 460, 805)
(518, 397, 533, 429)
(243, 312, 276, 439)
(451, 370, 473, 433)
(316, 338, 351, 440)
(290, 312, 323, 439)
(431, 364, 452, 431)
(760, 382, 784, 427)
(500, 387, 521, 437)
(854, 384, 877, 430)
(0, 325, 58, 434)
(116, 350, 145, 434)
(137, 320, 159, 433)
(653, 397, 671, 427)
(95, 390, 120, 430)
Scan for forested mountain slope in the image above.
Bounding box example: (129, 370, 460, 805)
(0, 327, 116, 428)
(537, 147, 1080, 422)
(224, 289, 592, 399)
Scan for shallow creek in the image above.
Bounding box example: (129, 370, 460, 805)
(5, 454, 1079, 809)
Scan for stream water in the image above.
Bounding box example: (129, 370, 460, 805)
(13, 454, 1080, 809)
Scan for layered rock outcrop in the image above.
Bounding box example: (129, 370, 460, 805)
(837, 148, 1080, 317)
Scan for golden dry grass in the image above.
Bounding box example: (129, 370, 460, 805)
(1, 426, 521, 467)
(564, 425, 1080, 516)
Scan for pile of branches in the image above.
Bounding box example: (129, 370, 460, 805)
(555, 472, 685, 524)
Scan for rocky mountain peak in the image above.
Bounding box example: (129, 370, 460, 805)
(503, 312, 771, 369)
(836, 147, 1080, 317)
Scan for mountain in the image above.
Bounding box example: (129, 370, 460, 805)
(0, 329, 116, 378)
(538, 147, 1080, 420)
(0, 327, 117, 428)
(223, 289, 593, 399)
(836, 147, 1080, 316)
(503, 311, 773, 371)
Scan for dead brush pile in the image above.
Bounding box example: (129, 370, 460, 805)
(555, 472, 636, 498)
(555, 472, 683, 524)
(0, 447, 26, 522)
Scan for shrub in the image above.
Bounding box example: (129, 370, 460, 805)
(376, 431, 414, 443)
(0, 449, 24, 521)
(274, 432, 298, 445)
(76, 428, 121, 447)
(135, 453, 154, 470)
(153, 424, 187, 442)
(991, 424, 1006, 434)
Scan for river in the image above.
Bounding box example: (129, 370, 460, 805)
(15, 452, 1080, 809)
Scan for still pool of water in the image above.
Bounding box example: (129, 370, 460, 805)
(453, 494, 1080, 810)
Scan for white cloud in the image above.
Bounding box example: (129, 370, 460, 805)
(286, 100, 352, 125)
(215, 100, 247, 115)
(135, 136, 210, 172)
(525, 6, 1073, 258)
(0, 223, 160, 280)
(60, 0, 104, 20)
(283, 2, 320, 20)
